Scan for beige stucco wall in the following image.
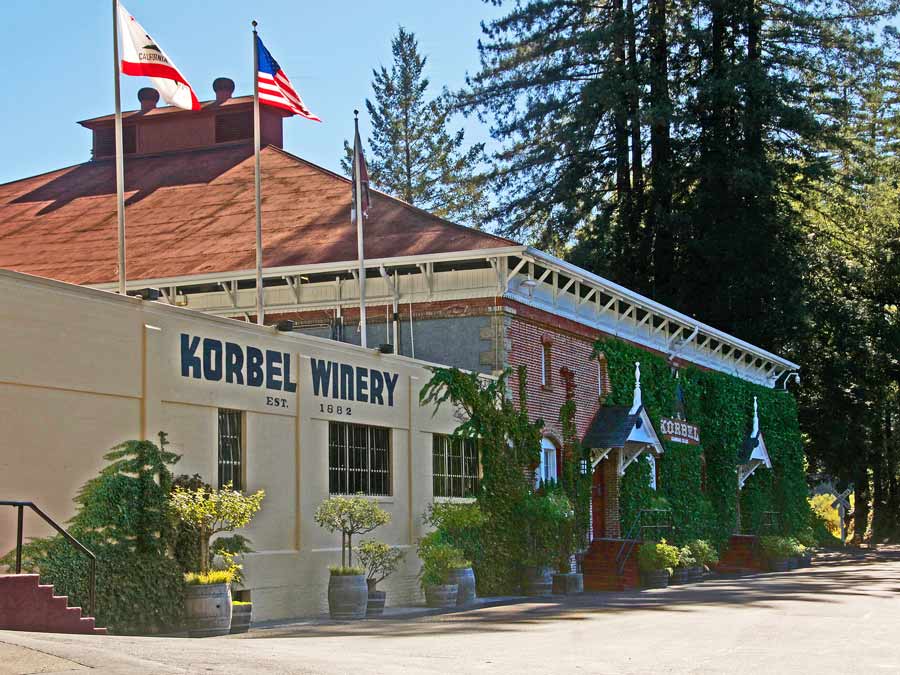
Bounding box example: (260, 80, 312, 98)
(0, 270, 466, 621)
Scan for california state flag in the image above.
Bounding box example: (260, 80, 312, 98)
(118, 4, 200, 111)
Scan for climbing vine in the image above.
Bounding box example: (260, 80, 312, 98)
(594, 338, 808, 550)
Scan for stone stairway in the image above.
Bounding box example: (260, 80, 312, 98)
(0, 574, 107, 634)
(583, 539, 642, 591)
(716, 535, 764, 573)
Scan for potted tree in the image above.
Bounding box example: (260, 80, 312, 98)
(686, 539, 718, 582)
(314, 495, 391, 620)
(418, 532, 468, 608)
(356, 540, 405, 616)
(637, 539, 679, 589)
(671, 545, 695, 585)
(169, 482, 265, 637)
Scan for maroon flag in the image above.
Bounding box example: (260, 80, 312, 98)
(351, 118, 370, 222)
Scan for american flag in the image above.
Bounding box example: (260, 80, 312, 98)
(351, 119, 371, 223)
(256, 36, 321, 122)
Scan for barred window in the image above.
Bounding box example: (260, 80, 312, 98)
(432, 435, 479, 498)
(329, 422, 391, 496)
(218, 409, 243, 490)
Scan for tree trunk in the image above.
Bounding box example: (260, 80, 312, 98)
(613, 0, 632, 231)
(647, 0, 673, 297)
(200, 530, 210, 575)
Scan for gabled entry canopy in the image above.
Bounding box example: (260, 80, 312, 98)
(582, 362, 665, 476)
(737, 397, 772, 488)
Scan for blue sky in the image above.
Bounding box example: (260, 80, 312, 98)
(0, 1, 502, 185)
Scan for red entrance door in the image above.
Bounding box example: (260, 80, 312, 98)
(592, 465, 606, 539)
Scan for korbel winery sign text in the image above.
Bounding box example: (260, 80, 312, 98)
(660, 417, 700, 445)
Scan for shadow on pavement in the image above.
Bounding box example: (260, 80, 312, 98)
(242, 547, 900, 641)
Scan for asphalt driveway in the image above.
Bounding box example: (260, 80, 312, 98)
(2, 547, 898, 674)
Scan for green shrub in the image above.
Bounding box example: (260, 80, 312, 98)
(676, 545, 696, 569)
(759, 535, 794, 560)
(637, 539, 679, 574)
(687, 539, 719, 568)
(1, 436, 185, 634)
(423, 501, 485, 570)
(329, 565, 366, 576)
(417, 532, 468, 588)
(521, 487, 574, 569)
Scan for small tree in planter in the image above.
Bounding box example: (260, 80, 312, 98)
(637, 539, 679, 588)
(356, 540, 405, 616)
(169, 482, 265, 637)
(686, 539, 718, 581)
(314, 495, 391, 620)
(521, 488, 574, 596)
(418, 532, 469, 608)
(671, 546, 696, 585)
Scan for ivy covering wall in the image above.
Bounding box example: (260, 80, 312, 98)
(596, 338, 808, 549)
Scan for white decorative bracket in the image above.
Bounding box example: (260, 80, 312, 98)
(590, 446, 613, 468)
(738, 460, 763, 489)
(618, 444, 647, 476)
(630, 361, 642, 414)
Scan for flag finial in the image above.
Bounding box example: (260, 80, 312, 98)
(252, 19, 257, 28)
(354, 109, 359, 119)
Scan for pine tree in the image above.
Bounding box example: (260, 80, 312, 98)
(344, 27, 488, 227)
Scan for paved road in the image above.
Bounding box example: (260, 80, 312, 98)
(2, 548, 898, 675)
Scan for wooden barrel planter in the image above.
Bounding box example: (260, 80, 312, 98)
(787, 557, 799, 570)
(366, 590, 386, 617)
(800, 553, 813, 567)
(687, 566, 705, 583)
(230, 602, 252, 634)
(670, 568, 689, 585)
(184, 583, 233, 637)
(446, 567, 476, 606)
(523, 567, 553, 596)
(768, 559, 789, 572)
(328, 574, 368, 620)
(425, 584, 458, 608)
(641, 569, 669, 589)
(551, 572, 584, 595)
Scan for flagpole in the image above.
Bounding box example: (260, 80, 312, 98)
(354, 110, 368, 348)
(112, 0, 126, 295)
(252, 21, 264, 326)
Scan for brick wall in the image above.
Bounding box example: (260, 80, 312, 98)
(503, 302, 604, 441)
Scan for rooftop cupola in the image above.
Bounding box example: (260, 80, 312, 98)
(78, 78, 289, 160)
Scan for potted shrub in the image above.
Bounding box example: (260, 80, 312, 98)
(759, 535, 791, 572)
(212, 535, 254, 632)
(356, 540, 405, 616)
(522, 489, 574, 596)
(314, 495, 391, 620)
(671, 546, 695, 585)
(686, 539, 718, 582)
(637, 539, 679, 589)
(418, 532, 468, 608)
(787, 538, 805, 569)
(423, 502, 485, 605)
(796, 528, 815, 566)
(170, 482, 265, 637)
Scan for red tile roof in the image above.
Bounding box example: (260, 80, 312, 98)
(0, 145, 515, 286)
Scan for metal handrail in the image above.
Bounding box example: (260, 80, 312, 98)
(616, 508, 673, 574)
(1, 501, 96, 617)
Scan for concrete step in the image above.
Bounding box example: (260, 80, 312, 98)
(0, 574, 107, 635)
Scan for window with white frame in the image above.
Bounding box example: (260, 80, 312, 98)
(536, 437, 558, 486)
(432, 434, 479, 498)
(541, 341, 552, 387)
(218, 409, 243, 490)
(328, 421, 391, 496)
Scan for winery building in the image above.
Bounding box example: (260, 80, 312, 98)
(0, 81, 801, 599)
